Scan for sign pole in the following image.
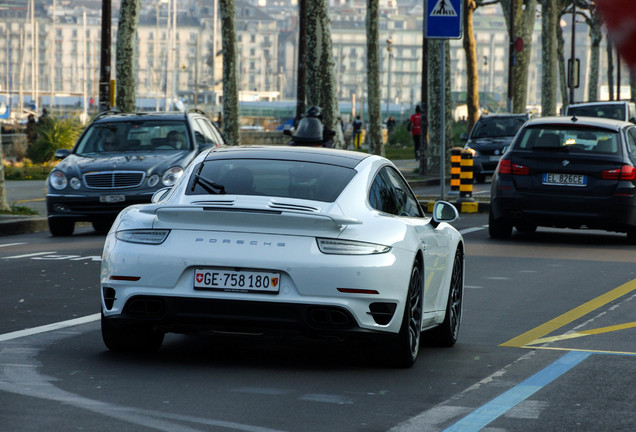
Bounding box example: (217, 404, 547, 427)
(440, 40, 445, 200)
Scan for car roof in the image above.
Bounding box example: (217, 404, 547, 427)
(203, 145, 371, 169)
(91, 111, 202, 124)
(523, 115, 631, 131)
(480, 112, 528, 118)
(567, 101, 634, 107)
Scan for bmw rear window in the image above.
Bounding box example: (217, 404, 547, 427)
(516, 126, 621, 155)
(186, 159, 356, 202)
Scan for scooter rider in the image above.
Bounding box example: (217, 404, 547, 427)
(285, 106, 335, 148)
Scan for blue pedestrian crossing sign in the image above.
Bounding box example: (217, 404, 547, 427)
(425, 0, 463, 39)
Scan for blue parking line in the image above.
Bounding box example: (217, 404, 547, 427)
(443, 351, 591, 432)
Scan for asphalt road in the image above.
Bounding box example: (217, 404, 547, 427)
(1, 214, 635, 431)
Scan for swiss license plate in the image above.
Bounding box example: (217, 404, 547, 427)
(99, 194, 126, 203)
(542, 173, 587, 187)
(194, 269, 280, 293)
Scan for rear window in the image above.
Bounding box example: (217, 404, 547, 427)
(566, 104, 625, 121)
(75, 120, 190, 154)
(471, 116, 527, 138)
(186, 159, 356, 202)
(515, 126, 621, 155)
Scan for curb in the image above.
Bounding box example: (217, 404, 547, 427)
(0, 216, 48, 236)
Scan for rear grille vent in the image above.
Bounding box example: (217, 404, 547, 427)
(269, 201, 320, 212)
(84, 171, 145, 189)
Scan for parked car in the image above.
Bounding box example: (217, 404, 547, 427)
(564, 100, 636, 123)
(489, 116, 636, 242)
(46, 110, 225, 236)
(461, 113, 529, 183)
(100, 146, 465, 367)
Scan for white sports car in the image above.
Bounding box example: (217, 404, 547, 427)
(100, 146, 464, 367)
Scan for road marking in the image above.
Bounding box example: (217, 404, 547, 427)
(501, 277, 636, 348)
(528, 321, 636, 345)
(459, 227, 485, 235)
(441, 351, 591, 432)
(0, 313, 100, 342)
(0, 242, 26, 248)
(15, 198, 45, 203)
(2, 251, 56, 259)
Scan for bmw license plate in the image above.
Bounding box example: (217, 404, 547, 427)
(99, 194, 125, 203)
(194, 269, 280, 293)
(542, 173, 587, 187)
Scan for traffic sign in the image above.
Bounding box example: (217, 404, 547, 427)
(425, 0, 463, 39)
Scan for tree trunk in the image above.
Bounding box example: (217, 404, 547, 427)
(306, 0, 344, 148)
(501, 0, 538, 113)
(220, 0, 240, 145)
(606, 37, 615, 101)
(366, 0, 382, 155)
(557, 20, 569, 110)
(463, 0, 479, 132)
(586, 10, 602, 102)
(295, 0, 307, 122)
(540, 0, 558, 116)
(115, 0, 140, 112)
(0, 133, 10, 212)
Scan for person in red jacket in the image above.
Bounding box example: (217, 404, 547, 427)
(408, 105, 422, 160)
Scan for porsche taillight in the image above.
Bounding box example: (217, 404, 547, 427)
(601, 165, 636, 181)
(497, 158, 529, 175)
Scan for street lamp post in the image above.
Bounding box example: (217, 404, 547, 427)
(386, 37, 392, 120)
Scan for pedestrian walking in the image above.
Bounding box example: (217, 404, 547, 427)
(25, 114, 37, 148)
(407, 105, 422, 160)
(352, 115, 363, 149)
(386, 115, 396, 135)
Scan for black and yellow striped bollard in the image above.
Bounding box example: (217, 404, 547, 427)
(450, 147, 462, 194)
(457, 149, 478, 213)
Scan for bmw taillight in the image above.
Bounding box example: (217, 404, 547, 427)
(601, 165, 636, 181)
(497, 158, 529, 175)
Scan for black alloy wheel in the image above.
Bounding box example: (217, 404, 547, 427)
(388, 262, 423, 368)
(101, 312, 164, 353)
(429, 247, 463, 346)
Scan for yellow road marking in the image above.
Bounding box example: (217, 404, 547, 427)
(501, 278, 636, 348)
(527, 321, 636, 345)
(526, 346, 636, 356)
(15, 198, 45, 203)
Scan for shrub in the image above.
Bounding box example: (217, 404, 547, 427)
(388, 121, 413, 148)
(27, 114, 83, 163)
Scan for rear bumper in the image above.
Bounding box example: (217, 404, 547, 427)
(491, 193, 636, 232)
(101, 295, 379, 338)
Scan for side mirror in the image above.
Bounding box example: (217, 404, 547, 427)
(54, 149, 71, 159)
(460, 133, 469, 141)
(430, 201, 459, 228)
(151, 187, 171, 203)
(283, 129, 292, 136)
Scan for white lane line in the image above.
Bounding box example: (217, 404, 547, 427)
(459, 227, 485, 235)
(0, 313, 100, 342)
(3, 251, 56, 259)
(0, 242, 27, 248)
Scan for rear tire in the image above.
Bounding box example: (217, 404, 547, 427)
(488, 212, 512, 239)
(627, 228, 636, 245)
(386, 263, 422, 368)
(101, 312, 164, 353)
(428, 248, 463, 346)
(48, 219, 74, 236)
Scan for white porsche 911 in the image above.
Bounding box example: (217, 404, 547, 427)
(100, 146, 464, 367)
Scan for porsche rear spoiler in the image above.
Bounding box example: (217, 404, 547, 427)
(150, 206, 361, 235)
